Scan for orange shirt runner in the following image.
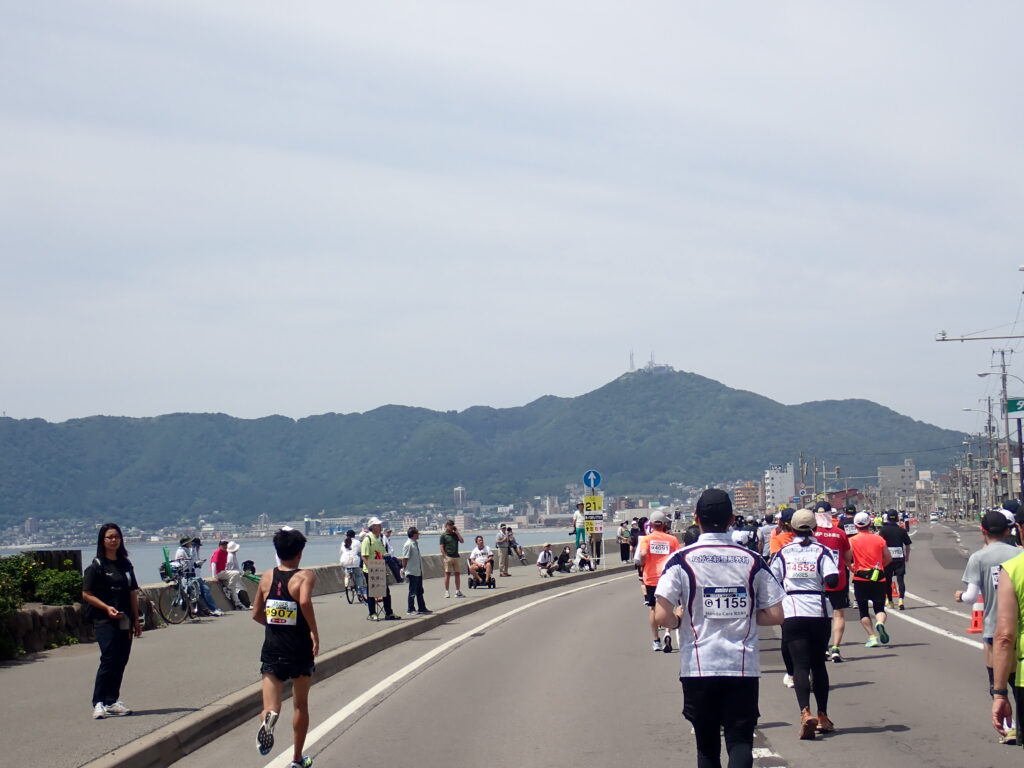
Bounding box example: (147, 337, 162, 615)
(638, 531, 682, 586)
(850, 531, 889, 580)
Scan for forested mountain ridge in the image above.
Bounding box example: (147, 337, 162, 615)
(0, 368, 965, 528)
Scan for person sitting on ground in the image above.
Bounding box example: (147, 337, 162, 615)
(211, 539, 247, 610)
(537, 543, 556, 576)
(556, 545, 574, 572)
(468, 535, 494, 584)
(575, 543, 595, 572)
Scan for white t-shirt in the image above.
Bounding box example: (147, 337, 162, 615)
(656, 532, 785, 678)
(537, 550, 554, 566)
(470, 545, 493, 565)
(573, 509, 585, 529)
(769, 538, 839, 619)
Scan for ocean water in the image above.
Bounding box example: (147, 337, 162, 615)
(54, 528, 596, 583)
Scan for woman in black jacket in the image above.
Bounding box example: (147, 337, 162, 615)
(81, 523, 142, 719)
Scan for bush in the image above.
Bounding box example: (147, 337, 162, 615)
(0, 554, 42, 602)
(33, 568, 83, 606)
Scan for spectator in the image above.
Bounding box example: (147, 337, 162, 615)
(496, 524, 511, 577)
(575, 543, 595, 572)
(629, 519, 641, 560)
(211, 539, 247, 610)
(506, 528, 527, 563)
(537, 543, 557, 577)
(573, 502, 587, 549)
(382, 528, 404, 583)
(173, 536, 222, 616)
(469, 535, 494, 585)
(440, 519, 465, 598)
(339, 530, 366, 598)
(556, 545, 574, 573)
(82, 523, 141, 719)
(617, 521, 631, 563)
(401, 527, 430, 615)
(361, 517, 400, 621)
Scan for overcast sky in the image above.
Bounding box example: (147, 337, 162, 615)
(2, 2, 1023, 436)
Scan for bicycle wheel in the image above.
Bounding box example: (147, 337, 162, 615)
(159, 584, 188, 624)
(186, 581, 201, 618)
(345, 584, 355, 604)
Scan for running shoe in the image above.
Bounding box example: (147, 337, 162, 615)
(92, 702, 107, 720)
(407, 610, 419, 616)
(1001, 728, 1017, 745)
(651, 641, 661, 652)
(418, 609, 433, 615)
(799, 707, 818, 740)
(383, 614, 401, 621)
(105, 700, 131, 716)
(783, 674, 795, 689)
(455, 590, 466, 598)
(816, 712, 835, 733)
(875, 622, 890, 645)
(865, 636, 880, 648)
(257, 710, 279, 756)
(663, 634, 673, 653)
(898, 599, 905, 611)
(829, 646, 843, 663)
(444, 590, 450, 598)
(288, 757, 313, 768)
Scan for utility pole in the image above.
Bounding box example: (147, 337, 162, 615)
(997, 349, 1014, 501)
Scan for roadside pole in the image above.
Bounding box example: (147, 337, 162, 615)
(583, 469, 604, 570)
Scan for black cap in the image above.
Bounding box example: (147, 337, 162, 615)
(780, 507, 795, 523)
(695, 489, 733, 526)
(1005, 500, 1021, 515)
(983, 510, 1010, 534)
(886, 510, 899, 522)
(845, 504, 856, 513)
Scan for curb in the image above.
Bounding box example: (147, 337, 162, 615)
(82, 564, 632, 768)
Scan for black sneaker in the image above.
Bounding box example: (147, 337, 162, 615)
(257, 710, 278, 756)
(662, 634, 673, 653)
(384, 614, 401, 621)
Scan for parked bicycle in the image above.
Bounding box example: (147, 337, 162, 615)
(157, 559, 206, 624)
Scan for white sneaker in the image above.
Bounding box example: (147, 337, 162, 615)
(651, 641, 661, 652)
(105, 700, 131, 716)
(92, 703, 108, 719)
(783, 674, 795, 689)
(455, 590, 466, 598)
(444, 590, 451, 598)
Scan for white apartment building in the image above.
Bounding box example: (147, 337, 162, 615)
(763, 463, 796, 509)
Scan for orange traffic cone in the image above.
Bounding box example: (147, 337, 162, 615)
(890, 580, 900, 600)
(967, 597, 984, 634)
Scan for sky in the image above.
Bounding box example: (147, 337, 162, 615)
(2, 2, 1024, 436)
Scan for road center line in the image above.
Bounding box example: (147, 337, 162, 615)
(265, 574, 632, 767)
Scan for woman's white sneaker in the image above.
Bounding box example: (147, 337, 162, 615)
(106, 701, 131, 716)
(92, 703, 108, 719)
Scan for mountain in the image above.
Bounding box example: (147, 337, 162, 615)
(0, 368, 965, 528)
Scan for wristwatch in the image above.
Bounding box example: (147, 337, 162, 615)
(993, 688, 1009, 696)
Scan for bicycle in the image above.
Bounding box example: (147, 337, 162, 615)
(343, 567, 368, 605)
(158, 560, 205, 624)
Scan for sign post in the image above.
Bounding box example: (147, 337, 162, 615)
(582, 470, 604, 567)
(1009, 398, 1024, 503)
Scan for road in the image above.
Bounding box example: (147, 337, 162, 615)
(173, 520, 1018, 768)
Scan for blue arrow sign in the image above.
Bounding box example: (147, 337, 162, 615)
(583, 469, 602, 489)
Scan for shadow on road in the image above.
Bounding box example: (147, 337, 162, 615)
(833, 723, 910, 735)
(131, 707, 199, 717)
(839, 653, 898, 662)
(830, 680, 874, 689)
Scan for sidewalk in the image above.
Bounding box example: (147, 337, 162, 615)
(1, 555, 630, 768)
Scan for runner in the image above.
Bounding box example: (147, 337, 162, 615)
(837, 504, 858, 538)
(850, 512, 892, 648)
(770, 507, 796, 556)
(770, 509, 840, 739)
(813, 505, 853, 662)
(252, 528, 320, 768)
(654, 488, 785, 767)
(758, 511, 776, 559)
(879, 509, 912, 610)
(957, 510, 1020, 742)
(636, 511, 682, 652)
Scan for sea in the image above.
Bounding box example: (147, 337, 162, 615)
(9, 528, 594, 583)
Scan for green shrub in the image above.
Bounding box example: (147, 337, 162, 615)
(0, 554, 42, 602)
(33, 568, 83, 606)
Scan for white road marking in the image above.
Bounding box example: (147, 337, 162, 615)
(752, 746, 781, 758)
(904, 591, 971, 619)
(264, 574, 632, 767)
(887, 603, 984, 650)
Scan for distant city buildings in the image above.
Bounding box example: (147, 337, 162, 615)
(732, 481, 761, 512)
(763, 463, 796, 508)
(878, 458, 917, 510)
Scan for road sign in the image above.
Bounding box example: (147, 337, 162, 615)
(1008, 398, 1024, 419)
(798, 489, 808, 497)
(584, 511, 604, 534)
(582, 495, 603, 513)
(583, 469, 602, 489)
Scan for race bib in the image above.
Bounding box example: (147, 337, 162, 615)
(649, 540, 671, 555)
(265, 598, 298, 626)
(703, 586, 749, 619)
(789, 560, 817, 578)
(991, 564, 1002, 591)
(888, 546, 904, 559)
(844, 525, 857, 535)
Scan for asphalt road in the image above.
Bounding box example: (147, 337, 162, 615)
(174, 519, 1019, 768)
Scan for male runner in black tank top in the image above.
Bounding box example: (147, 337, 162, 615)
(252, 528, 320, 768)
